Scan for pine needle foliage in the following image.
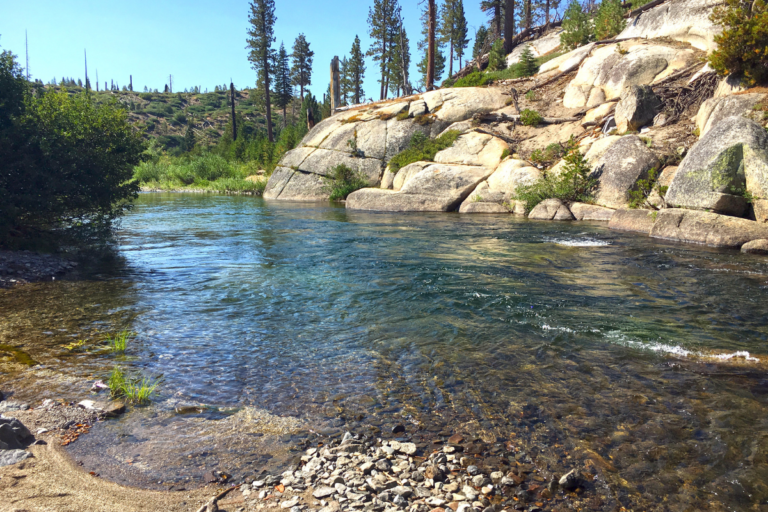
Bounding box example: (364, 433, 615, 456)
(594, 0, 626, 40)
(709, 0, 768, 85)
(560, 0, 594, 50)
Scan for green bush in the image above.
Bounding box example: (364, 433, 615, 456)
(514, 147, 597, 212)
(709, 0, 768, 85)
(0, 52, 145, 247)
(324, 164, 370, 201)
(388, 130, 461, 174)
(594, 0, 627, 40)
(561, 0, 594, 50)
(188, 154, 237, 181)
(628, 167, 667, 209)
(453, 71, 490, 88)
(487, 39, 508, 72)
(520, 109, 543, 126)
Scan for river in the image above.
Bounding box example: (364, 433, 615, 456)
(1, 193, 768, 510)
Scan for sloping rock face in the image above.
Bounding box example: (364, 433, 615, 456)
(650, 209, 768, 247)
(617, 0, 722, 52)
(695, 93, 767, 137)
(347, 131, 509, 212)
(562, 41, 698, 108)
(591, 135, 660, 209)
(507, 30, 563, 67)
(264, 88, 508, 201)
(666, 116, 768, 216)
(539, 43, 596, 75)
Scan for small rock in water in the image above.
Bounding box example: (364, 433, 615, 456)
(342, 432, 354, 443)
(392, 424, 406, 434)
(559, 469, 581, 491)
(447, 434, 464, 444)
(466, 465, 479, 477)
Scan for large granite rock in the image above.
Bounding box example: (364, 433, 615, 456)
(615, 85, 662, 132)
(616, 0, 722, 52)
(695, 93, 767, 138)
(529, 199, 575, 220)
(570, 202, 616, 221)
(650, 209, 768, 248)
(666, 116, 768, 216)
(458, 160, 542, 213)
(539, 43, 596, 75)
(507, 30, 563, 67)
(608, 208, 658, 234)
(265, 88, 508, 201)
(562, 41, 698, 108)
(742, 239, 768, 254)
(434, 132, 508, 169)
(591, 135, 660, 209)
(393, 162, 431, 191)
(347, 164, 494, 212)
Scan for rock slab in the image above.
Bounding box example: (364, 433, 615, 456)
(650, 208, 768, 248)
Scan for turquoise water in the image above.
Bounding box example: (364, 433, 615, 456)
(2, 193, 768, 509)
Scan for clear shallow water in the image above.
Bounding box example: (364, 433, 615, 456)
(2, 193, 768, 509)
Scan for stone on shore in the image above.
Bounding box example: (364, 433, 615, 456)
(529, 199, 575, 220)
(0, 449, 32, 467)
(742, 239, 768, 255)
(608, 208, 658, 234)
(650, 209, 768, 248)
(615, 85, 662, 133)
(0, 417, 33, 450)
(666, 116, 768, 216)
(570, 203, 616, 221)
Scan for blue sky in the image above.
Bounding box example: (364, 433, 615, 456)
(0, 0, 489, 99)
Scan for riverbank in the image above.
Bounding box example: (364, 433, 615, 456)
(0, 250, 78, 289)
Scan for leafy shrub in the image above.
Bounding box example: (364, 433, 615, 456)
(520, 109, 544, 126)
(388, 130, 461, 174)
(487, 40, 508, 72)
(628, 167, 667, 209)
(188, 154, 237, 181)
(172, 111, 187, 125)
(133, 160, 169, 183)
(594, 0, 626, 40)
(525, 90, 537, 101)
(561, 0, 594, 50)
(709, 0, 768, 85)
(139, 93, 153, 101)
(514, 147, 597, 212)
(453, 71, 490, 88)
(323, 164, 370, 201)
(518, 46, 539, 77)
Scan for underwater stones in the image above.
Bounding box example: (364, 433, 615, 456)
(559, 469, 582, 491)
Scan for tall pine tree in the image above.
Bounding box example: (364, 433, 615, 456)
(418, 2, 445, 89)
(290, 34, 314, 100)
(367, 0, 401, 100)
(387, 21, 411, 97)
(481, 0, 504, 40)
(348, 35, 366, 104)
(440, 0, 469, 77)
(273, 42, 293, 126)
(246, 0, 277, 142)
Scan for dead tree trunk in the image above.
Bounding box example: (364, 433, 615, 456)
(230, 82, 237, 141)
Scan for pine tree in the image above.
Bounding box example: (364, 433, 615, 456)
(367, 0, 401, 100)
(300, 92, 322, 129)
(481, 0, 504, 39)
(184, 120, 196, 151)
(348, 35, 366, 104)
(518, 45, 538, 76)
(418, 3, 446, 89)
(387, 23, 411, 97)
(440, 0, 469, 77)
(290, 33, 314, 100)
(594, 0, 626, 40)
(273, 42, 293, 126)
(560, 0, 593, 50)
(453, 0, 470, 70)
(247, 0, 277, 142)
(472, 25, 489, 60)
(504, 0, 516, 54)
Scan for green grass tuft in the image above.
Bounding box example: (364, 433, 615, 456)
(106, 330, 133, 353)
(108, 367, 161, 405)
(387, 131, 461, 174)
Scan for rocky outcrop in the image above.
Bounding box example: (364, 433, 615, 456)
(617, 0, 722, 52)
(666, 116, 768, 216)
(695, 93, 767, 137)
(539, 43, 596, 75)
(507, 30, 563, 67)
(591, 135, 660, 209)
(650, 208, 768, 247)
(742, 239, 768, 254)
(570, 202, 616, 221)
(608, 208, 658, 233)
(458, 159, 542, 213)
(264, 88, 509, 201)
(391, 162, 432, 191)
(529, 199, 575, 220)
(615, 85, 662, 132)
(562, 41, 698, 109)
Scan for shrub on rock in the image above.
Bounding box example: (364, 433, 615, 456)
(709, 0, 768, 86)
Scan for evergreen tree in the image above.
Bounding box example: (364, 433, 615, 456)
(472, 25, 489, 60)
(300, 92, 322, 129)
(247, 0, 277, 143)
(440, 0, 470, 77)
(594, 0, 626, 40)
(290, 33, 314, 100)
(560, 0, 593, 49)
(518, 45, 538, 76)
(387, 22, 411, 97)
(417, 3, 446, 89)
(367, 0, 401, 100)
(273, 42, 293, 126)
(348, 35, 366, 104)
(184, 120, 196, 151)
(77, 78, 83, 87)
(481, 0, 504, 39)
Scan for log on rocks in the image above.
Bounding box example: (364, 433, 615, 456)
(474, 112, 581, 124)
(626, 0, 668, 19)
